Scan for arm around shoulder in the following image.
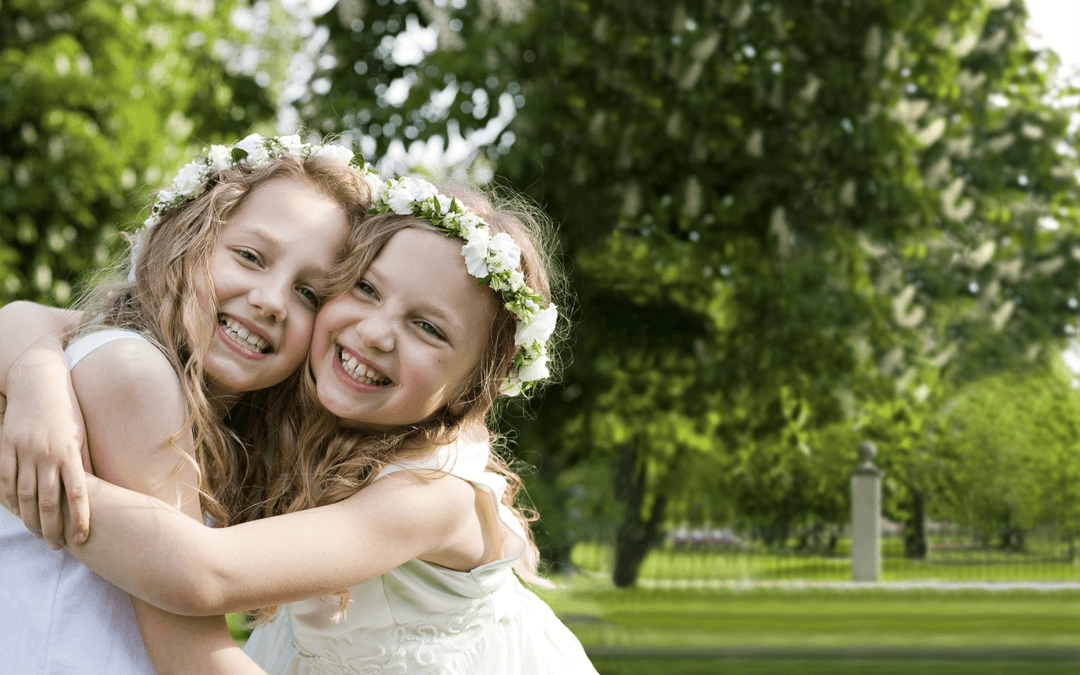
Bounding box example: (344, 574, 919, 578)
(68, 468, 490, 616)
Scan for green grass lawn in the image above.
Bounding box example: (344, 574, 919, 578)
(533, 577, 1080, 675)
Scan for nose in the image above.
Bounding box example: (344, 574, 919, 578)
(354, 313, 395, 353)
(248, 280, 289, 323)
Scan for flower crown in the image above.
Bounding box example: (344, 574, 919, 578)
(129, 133, 355, 279)
(356, 165, 558, 396)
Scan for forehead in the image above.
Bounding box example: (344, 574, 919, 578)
(222, 178, 348, 243)
(372, 227, 497, 327)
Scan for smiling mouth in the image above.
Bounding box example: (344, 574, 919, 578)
(220, 315, 271, 354)
(338, 346, 391, 386)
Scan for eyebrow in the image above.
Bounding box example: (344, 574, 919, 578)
(245, 227, 283, 254)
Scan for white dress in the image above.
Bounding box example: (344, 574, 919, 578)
(0, 330, 157, 675)
(243, 441, 598, 675)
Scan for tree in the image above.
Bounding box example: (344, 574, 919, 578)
(1, 0, 275, 305)
(300, 0, 1079, 583)
(935, 365, 1080, 552)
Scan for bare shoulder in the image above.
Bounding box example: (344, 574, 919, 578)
(372, 469, 478, 518)
(353, 469, 486, 568)
(70, 335, 194, 504)
(70, 335, 185, 415)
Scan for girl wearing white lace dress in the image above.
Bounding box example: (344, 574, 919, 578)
(5, 172, 598, 674)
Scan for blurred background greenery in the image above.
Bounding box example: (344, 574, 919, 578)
(3, 0, 1079, 672)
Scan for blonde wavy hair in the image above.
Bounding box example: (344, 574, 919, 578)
(241, 180, 566, 624)
(73, 153, 371, 527)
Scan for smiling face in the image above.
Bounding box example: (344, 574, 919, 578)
(310, 226, 498, 429)
(200, 177, 349, 399)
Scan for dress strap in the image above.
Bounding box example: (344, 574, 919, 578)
(374, 440, 528, 558)
(66, 329, 149, 368)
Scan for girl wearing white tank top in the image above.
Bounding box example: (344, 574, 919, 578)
(1, 136, 369, 674)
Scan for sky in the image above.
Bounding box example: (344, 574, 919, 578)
(1025, 0, 1080, 79)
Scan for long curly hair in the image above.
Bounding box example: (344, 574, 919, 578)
(73, 153, 371, 527)
(241, 180, 567, 624)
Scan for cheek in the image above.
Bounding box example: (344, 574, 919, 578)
(282, 313, 315, 365)
(308, 312, 336, 374)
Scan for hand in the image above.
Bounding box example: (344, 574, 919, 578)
(0, 349, 91, 548)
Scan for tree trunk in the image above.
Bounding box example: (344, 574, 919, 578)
(904, 489, 928, 559)
(612, 437, 667, 588)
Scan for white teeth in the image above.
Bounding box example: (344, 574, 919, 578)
(338, 348, 390, 386)
(221, 317, 269, 353)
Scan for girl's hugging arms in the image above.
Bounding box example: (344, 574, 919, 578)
(0, 300, 89, 546)
(1, 307, 269, 674)
(67, 456, 499, 617)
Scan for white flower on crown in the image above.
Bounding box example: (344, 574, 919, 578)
(501, 376, 524, 396)
(487, 232, 521, 272)
(207, 145, 233, 171)
(387, 176, 439, 214)
(460, 227, 492, 278)
(157, 188, 176, 204)
(313, 143, 354, 164)
(387, 179, 419, 214)
(456, 213, 486, 243)
(172, 160, 209, 197)
(518, 351, 550, 382)
(414, 180, 439, 203)
(235, 134, 270, 168)
(515, 303, 558, 347)
(370, 177, 388, 204)
(435, 195, 452, 215)
(279, 134, 305, 156)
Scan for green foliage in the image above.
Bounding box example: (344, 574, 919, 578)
(299, 0, 1079, 573)
(935, 366, 1080, 542)
(0, 0, 275, 305)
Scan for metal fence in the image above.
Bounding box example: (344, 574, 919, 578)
(569, 524, 1080, 584)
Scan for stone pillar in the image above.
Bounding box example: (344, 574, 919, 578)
(851, 440, 882, 582)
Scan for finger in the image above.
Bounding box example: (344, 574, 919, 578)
(61, 459, 90, 545)
(0, 437, 17, 516)
(16, 462, 41, 536)
(37, 464, 66, 550)
(80, 436, 93, 474)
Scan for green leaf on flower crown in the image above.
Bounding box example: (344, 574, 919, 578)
(231, 147, 249, 162)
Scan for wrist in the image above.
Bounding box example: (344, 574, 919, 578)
(7, 347, 71, 390)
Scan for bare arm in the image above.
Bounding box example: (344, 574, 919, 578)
(67, 461, 491, 617)
(0, 301, 90, 546)
(65, 337, 266, 675)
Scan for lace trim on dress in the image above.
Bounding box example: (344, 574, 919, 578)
(291, 596, 520, 674)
